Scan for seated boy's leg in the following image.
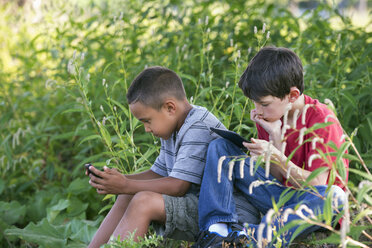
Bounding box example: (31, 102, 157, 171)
(88, 194, 134, 248)
(112, 191, 166, 242)
(244, 185, 346, 247)
(199, 138, 281, 231)
(152, 192, 199, 242)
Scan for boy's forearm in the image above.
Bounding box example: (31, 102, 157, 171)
(123, 176, 191, 196)
(125, 169, 163, 180)
(271, 151, 328, 187)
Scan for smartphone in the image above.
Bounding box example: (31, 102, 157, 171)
(85, 163, 102, 178)
(210, 127, 248, 150)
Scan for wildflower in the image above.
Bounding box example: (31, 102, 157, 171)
(292, 109, 300, 128)
(324, 114, 334, 123)
(324, 98, 335, 109)
(217, 156, 226, 183)
(190, 96, 193, 103)
(358, 180, 372, 189)
(67, 59, 76, 75)
(250, 156, 256, 176)
(254, 26, 257, 34)
(207, 43, 211, 51)
(228, 160, 235, 181)
(80, 52, 85, 61)
(282, 208, 295, 222)
(257, 223, 265, 248)
(239, 159, 245, 178)
(86, 73, 90, 81)
(205, 16, 209, 25)
(225, 81, 230, 88)
(262, 23, 266, 33)
(73, 50, 77, 60)
(248, 47, 252, 54)
(249, 180, 269, 194)
(198, 18, 202, 25)
(230, 39, 233, 47)
(102, 78, 106, 86)
(301, 104, 312, 125)
(339, 134, 347, 142)
(100, 105, 104, 112)
(281, 141, 287, 156)
(237, 50, 241, 59)
(265, 141, 273, 178)
(295, 204, 316, 220)
(102, 116, 107, 126)
(298, 127, 307, 145)
(308, 154, 321, 168)
(119, 11, 123, 20)
(225, 94, 228, 99)
(311, 137, 324, 150)
(286, 165, 295, 179)
(266, 31, 270, 39)
(206, 28, 210, 33)
(113, 106, 117, 112)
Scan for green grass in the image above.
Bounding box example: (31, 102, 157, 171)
(0, 0, 371, 247)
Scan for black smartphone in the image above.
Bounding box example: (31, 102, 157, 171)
(210, 127, 248, 150)
(85, 163, 102, 178)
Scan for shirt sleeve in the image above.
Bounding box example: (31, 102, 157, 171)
(151, 141, 168, 177)
(169, 121, 216, 185)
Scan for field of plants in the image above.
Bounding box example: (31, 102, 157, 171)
(0, 0, 371, 247)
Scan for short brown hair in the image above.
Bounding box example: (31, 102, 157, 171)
(126, 66, 186, 110)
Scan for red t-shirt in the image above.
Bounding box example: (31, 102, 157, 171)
(256, 95, 348, 190)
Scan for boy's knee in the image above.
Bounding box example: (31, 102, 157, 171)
(131, 191, 163, 211)
(330, 185, 346, 208)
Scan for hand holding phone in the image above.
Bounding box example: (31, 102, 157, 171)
(85, 163, 102, 178)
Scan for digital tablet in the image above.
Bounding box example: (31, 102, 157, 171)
(210, 127, 248, 149)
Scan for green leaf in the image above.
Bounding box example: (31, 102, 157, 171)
(0, 201, 26, 225)
(304, 167, 329, 185)
(4, 219, 67, 247)
(78, 134, 101, 146)
(47, 199, 70, 223)
(67, 178, 91, 195)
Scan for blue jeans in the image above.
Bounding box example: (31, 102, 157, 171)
(198, 138, 346, 247)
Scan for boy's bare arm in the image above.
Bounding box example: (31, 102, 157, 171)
(88, 166, 190, 196)
(244, 139, 328, 187)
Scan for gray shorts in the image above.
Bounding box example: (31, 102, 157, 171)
(152, 190, 260, 242)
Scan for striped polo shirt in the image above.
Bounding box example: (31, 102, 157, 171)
(151, 105, 225, 185)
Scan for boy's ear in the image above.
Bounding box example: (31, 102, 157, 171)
(289, 87, 300, 103)
(163, 100, 177, 114)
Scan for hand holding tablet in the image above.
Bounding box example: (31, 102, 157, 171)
(210, 127, 248, 149)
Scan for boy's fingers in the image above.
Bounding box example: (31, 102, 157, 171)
(90, 166, 105, 178)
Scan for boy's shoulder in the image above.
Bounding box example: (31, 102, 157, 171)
(176, 105, 224, 140)
(303, 95, 338, 126)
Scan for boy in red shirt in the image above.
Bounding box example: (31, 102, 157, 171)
(193, 47, 348, 247)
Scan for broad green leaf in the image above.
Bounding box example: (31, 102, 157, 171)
(4, 219, 67, 247)
(0, 201, 26, 225)
(67, 178, 91, 195)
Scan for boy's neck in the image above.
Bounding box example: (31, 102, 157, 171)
(288, 94, 305, 125)
(175, 101, 193, 131)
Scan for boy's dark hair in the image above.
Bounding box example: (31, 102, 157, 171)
(126, 66, 186, 110)
(238, 46, 304, 101)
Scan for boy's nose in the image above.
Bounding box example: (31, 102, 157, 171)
(144, 126, 151, 133)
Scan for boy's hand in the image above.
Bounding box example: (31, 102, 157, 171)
(250, 109, 282, 143)
(243, 138, 279, 158)
(88, 166, 127, 195)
